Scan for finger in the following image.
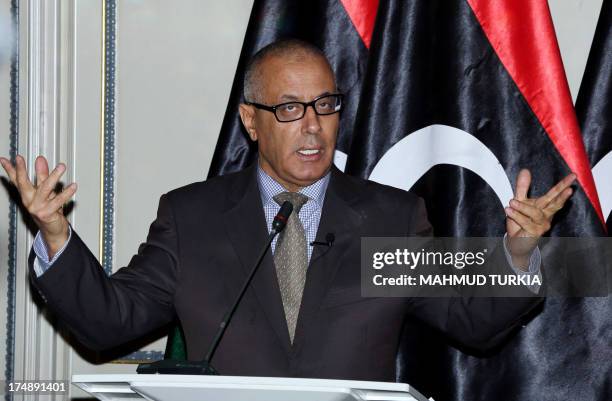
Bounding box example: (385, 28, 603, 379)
(505, 207, 540, 234)
(47, 183, 77, 211)
(514, 169, 531, 201)
(543, 187, 573, 216)
(536, 173, 576, 208)
(33, 163, 66, 204)
(15, 155, 35, 193)
(509, 199, 546, 223)
(34, 156, 50, 186)
(0, 157, 18, 183)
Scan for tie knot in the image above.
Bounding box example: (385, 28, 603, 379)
(273, 191, 309, 213)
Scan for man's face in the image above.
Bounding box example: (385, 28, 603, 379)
(239, 55, 339, 191)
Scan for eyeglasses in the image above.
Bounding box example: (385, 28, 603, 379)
(246, 93, 344, 123)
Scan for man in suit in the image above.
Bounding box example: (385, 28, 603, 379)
(0, 39, 575, 381)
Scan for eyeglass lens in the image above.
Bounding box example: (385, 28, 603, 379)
(276, 95, 342, 122)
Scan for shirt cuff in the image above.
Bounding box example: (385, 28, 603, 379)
(32, 226, 72, 277)
(502, 233, 542, 294)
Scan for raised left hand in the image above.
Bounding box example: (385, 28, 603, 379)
(505, 169, 576, 269)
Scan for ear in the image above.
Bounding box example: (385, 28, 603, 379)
(239, 103, 258, 141)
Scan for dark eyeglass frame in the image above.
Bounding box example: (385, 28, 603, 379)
(245, 93, 344, 123)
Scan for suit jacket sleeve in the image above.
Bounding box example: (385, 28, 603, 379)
(406, 196, 543, 351)
(28, 194, 179, 351)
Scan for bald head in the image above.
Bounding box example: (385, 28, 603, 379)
(243, 39, 336, 103)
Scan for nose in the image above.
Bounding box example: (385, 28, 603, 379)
(301, 104, 322, 135)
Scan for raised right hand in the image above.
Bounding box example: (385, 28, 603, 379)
(0, 154, 77, 258)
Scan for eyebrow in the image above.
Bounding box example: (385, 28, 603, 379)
(278, 91, 332, 102)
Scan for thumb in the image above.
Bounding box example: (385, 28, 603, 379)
(514, 169, 531, 201)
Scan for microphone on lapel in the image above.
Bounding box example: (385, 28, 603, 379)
(137, 201, 294, 375)
(310, 233, 335, 247)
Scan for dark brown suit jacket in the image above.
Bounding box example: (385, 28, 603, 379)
(29, 164, 541, 381)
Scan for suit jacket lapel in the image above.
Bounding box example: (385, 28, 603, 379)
(222, 165, 292, 354)
(294, 167, 364, 345)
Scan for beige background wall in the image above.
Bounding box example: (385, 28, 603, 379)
(0, 0, 604, 399)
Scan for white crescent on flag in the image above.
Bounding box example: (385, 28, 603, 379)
(592, 151, 612, 223)
(335, 125, 610, 223)
(365, 124, 514, 207)
(333, 149, 348, 172)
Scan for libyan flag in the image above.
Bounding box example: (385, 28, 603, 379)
(345, 1, 610, 401)
(576, 0, 612, 232)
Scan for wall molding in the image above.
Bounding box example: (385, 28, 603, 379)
(100, 0, 116, 276)
(4, 1, 20, 399)
(11, 1, 74, 395)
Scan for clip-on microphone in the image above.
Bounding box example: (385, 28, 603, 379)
(310, 233, 335, 247)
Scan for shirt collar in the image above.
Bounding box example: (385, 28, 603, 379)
(256, 163, 330, 209)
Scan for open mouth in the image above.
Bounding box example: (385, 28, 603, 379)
(297, 148, 321, 156)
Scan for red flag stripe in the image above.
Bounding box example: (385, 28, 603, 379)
(340, 0, 379, 49)
(467, 0, 605, 226)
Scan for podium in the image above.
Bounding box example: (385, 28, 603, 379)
(72, 374, 432, 401)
